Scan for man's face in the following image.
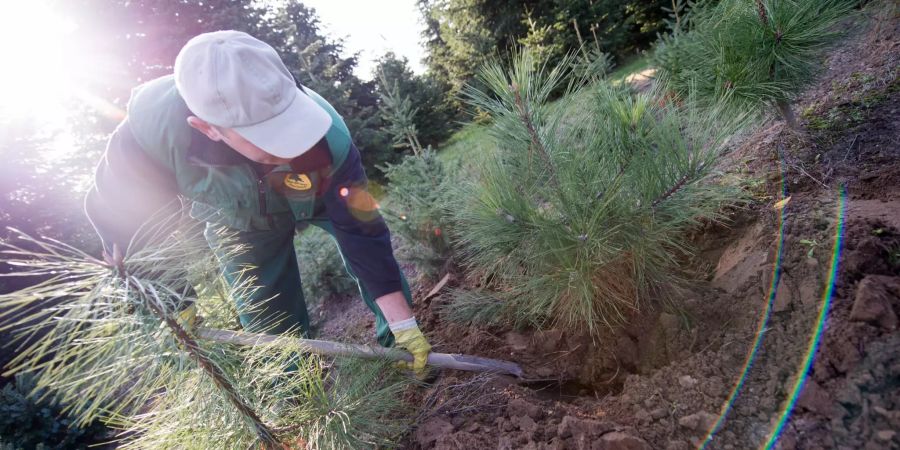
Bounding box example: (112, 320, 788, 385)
(187, 116, 294, 165)
(216, 126, 294, 165)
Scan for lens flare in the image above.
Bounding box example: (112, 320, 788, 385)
(345, 187, 381, 222)
(698, 151, 848, 449)
(764, 185, 846, 449)
(0, 1, 82, 119)
(698, 153, 790, 449)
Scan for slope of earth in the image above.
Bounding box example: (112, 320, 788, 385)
(314, 5, 899, 449)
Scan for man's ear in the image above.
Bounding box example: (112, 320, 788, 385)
(187, 116, 223, 141)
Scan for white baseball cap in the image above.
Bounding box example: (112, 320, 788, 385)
(174, 30, 332, 159)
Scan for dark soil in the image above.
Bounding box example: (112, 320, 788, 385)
(317, 6, 900, 449)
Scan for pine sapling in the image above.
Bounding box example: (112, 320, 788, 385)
(447, 48, 749, 335)
(655, 0, 856, 130)
(0, 209, 413, 448)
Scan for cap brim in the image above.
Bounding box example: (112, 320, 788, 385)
(232, 87, 332, 159)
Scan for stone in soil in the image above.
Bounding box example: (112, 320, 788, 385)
(593, 431, 652, 450)
(849, 275, 899, 329)
(677, 411, 718, 432)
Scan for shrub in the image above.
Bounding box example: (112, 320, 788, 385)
(572, 46, 614, 86)
(380, 150, 454, 278)
(445, 49, 746, 335)
(654, 0, 856, 128)
(0, 373, 108, 449)
(295, 226, 357, 305)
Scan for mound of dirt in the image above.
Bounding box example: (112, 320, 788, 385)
(410, 373, 651, 450)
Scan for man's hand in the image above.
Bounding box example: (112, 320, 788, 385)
(176, 303, 199, 331)
(392, 323, 432, 377)
(377, 292, 433, 377)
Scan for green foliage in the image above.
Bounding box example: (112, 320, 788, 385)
(377, 72, 425, 156)
(572, 46, 614, 85)
(0, 212, 412, 448)
(380, 151, 454, 276)
(0, 373, 108, 449)
(418, 0, 499, 108)
(655, 0, 856, 121)
(0, 442, 49, 450)
(117, 345, 412, 449)
(295, 227, 357, 305)
(374, 53, 457, 151)
(661, 0, 699, 32)
(519, 7, 566, 65)
(276, 357, 414, 449)
(418, 0, 674, 108)
(446, 49, 747, 334)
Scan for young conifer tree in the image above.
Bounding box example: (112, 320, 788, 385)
(379, 149, 452, 277)
(378, 72, 424, 156)
(445, 49, 748, 335)
(655, 0, 855, 129)
(0, 210, 411, 449)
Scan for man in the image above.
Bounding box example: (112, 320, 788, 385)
(85, 30, 432, 374)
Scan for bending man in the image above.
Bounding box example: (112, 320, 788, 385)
(85, 30, 432, 374)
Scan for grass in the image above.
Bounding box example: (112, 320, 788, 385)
(608, 53, 652, 83)
(435, 122, 495, 173)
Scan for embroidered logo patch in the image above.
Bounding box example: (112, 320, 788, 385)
(284, 173, 312, 191)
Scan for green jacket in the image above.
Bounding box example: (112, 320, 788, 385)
(85, 75, 352, 245)
(86, 75, 405, 299)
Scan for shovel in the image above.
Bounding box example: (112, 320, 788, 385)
(196, 327, 524, 378)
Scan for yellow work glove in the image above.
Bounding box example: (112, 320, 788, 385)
(390, 319, 432, 377)
(101, 304, 198, 342)
(176, 303, 199, 332)
(158, 302, 199, 334)
(164, 303, 200, 351)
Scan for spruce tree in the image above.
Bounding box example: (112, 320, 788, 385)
(377, 72, 425, 156)
(380, 150, 453, 277)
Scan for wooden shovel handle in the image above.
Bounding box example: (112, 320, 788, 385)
(196, 327, 524, 378)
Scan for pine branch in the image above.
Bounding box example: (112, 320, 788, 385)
(755, 0, 769, 26)
(136, 278, 284, 449)
(510, 83, 559, 189)
(755, 0, 801, 130)
(1, 220, 413, 448)
(652, 174, 691, 208)
(592, 153, 634, 206)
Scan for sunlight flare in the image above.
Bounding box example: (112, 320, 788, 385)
(0, 1, 86, 120)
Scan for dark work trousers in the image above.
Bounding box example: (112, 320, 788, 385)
(204, 216, 413, 347)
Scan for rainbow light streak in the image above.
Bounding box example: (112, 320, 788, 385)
(698, 153, 789, 449)
(764, 185, 847, 449)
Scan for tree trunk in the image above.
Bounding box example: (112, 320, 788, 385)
(510, 84, 559, 190)
(777, 100, 799, 130)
